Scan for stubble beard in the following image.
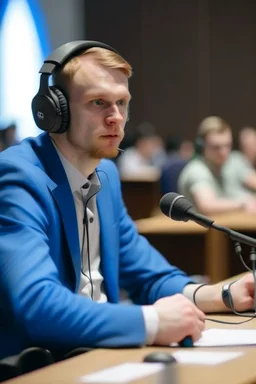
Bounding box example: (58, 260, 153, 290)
(89, 142, 121, 159)
(90, 131, 124, 159)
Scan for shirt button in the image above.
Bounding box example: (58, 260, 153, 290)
(89, 217, 94, 223)
(82, 182, 89, 189)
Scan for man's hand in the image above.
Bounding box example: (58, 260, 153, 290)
(230, 273, 255, 312)
(153, 294, 205, 345)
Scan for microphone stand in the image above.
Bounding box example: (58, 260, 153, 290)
(186, 209, 256, 311)
(204, 218, 256, 314)
(250, 249, 256, 312)
(211, 222, 256, 248)
(232, 243, 256, 314)
(186, 209, 256, 248)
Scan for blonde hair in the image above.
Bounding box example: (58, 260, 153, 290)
(53, 47, 132, 95)
(197, 116, 231, 139)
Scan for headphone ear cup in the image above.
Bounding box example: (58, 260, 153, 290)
(50, 87, 70, 133)
(31, 86, 69, 133)
(194, 137, 205, 155)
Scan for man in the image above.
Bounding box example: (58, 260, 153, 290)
(239, 126, 256, 169)
(178, 116, 256, 215)
(0, 42, 254, 360)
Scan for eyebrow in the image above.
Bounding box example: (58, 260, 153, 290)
(86, 90, 132, 101)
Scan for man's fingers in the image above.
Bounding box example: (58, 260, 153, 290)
(198, 318, 205, 332)
(191, 327, 203, 343)
(194, 304, 206, 321)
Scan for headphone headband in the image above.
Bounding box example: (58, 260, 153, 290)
(39, 40, 118, 75)
(31, 40, 118, 134)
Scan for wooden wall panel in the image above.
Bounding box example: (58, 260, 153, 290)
(85, 0, 256, 140)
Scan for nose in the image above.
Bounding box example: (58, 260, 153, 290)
(105, 104, 123, 126)
(220, 145, 230, 157)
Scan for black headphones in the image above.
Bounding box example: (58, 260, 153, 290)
(31, 40, 118, 134)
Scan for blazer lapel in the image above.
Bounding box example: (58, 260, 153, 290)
(96, 168, 119, 303)
(51, 186, 81, 290)
(34, 134, 81, 291)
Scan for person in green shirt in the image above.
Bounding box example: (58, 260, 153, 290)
(178, 116, 256, 215)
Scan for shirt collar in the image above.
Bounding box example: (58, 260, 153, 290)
(52, 140, 100, 193)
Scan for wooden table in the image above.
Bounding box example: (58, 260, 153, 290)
(6, 314, 256, 384)
(135, 212, 256, 283)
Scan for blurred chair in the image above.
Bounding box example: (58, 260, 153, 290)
(0, 347, 54, 382)
(0, 346, 93, 382)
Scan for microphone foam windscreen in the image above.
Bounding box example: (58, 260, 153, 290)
(159, 193, 180, 217)
(160, 193, 193, 221)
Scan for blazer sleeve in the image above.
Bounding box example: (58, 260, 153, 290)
(108, 164, 193, 304)
(0, 160, 146, 350)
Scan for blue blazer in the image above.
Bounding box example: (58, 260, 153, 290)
(0, 133, 191, 359)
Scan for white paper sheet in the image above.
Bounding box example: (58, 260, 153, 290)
(194, 328, 256, 347)
(172, 350, 243, 365)
(79, 362, 164, 383)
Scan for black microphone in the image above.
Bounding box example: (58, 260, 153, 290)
(160, 193, 213, 228)
(159, 192, 256, 248)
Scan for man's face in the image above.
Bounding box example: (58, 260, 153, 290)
(203, 130, 232, 167)
(65, 56, 131, 159)
(241, 131, 256, 161)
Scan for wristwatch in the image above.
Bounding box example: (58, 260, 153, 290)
(222, 283, 234, 309)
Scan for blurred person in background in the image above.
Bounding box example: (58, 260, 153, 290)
(161, 136, 194, 194)
(117, 121, 167, 178)
(239, 126, 256, 169)
(165, 135, 194, 161)
(0, 120, 19, 150)
(178, 116, 256, 215)
(179, 139, 194, 161)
